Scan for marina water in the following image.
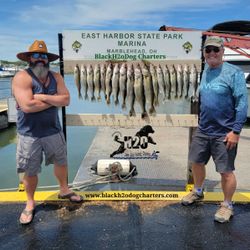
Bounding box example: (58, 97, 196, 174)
(0, 72, 190, 190)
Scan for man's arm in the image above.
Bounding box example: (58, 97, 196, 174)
(12, 70, 52, 113)
(33, 72, 70, 107)
(224, 70, 248, 150)
(232, 70, 248, 133)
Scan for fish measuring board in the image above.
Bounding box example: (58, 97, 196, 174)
(66, 114, 198, 127)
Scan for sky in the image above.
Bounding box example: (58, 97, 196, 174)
(0, 0, 249, 61)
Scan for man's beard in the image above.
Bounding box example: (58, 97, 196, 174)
(29, 61, 50, 79)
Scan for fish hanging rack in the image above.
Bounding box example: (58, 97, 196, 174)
(66, 113, 198, 128)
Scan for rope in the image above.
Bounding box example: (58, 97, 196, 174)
(0, 165, 137, 192)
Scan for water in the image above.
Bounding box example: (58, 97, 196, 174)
(0, 72, 191, 190)
(0, 74, 98, 189)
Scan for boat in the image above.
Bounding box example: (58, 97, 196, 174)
(160, 20, 250, 117)
(208, 21, 250, 118)
(0, 66, 16, 78)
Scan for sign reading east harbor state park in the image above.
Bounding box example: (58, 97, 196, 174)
(62, 30, 202, 61)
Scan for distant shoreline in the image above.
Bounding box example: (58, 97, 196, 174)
(0, 60, 59, 68)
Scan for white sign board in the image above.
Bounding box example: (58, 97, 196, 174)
(62, 30, 202, 61)
(61, 30, 202, 119)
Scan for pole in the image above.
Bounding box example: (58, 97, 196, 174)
(58, 33, 67, 141)
(186, 34, 206, 191)
(58, 33, 68, 185)
(186, 99, 199, 191)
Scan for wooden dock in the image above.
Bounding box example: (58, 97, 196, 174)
(73, 125, 250, 192)
(0, 99, 7, 112)
(0, 99, 8, 129)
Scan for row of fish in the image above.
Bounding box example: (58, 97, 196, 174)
(74, 62, 200, 118)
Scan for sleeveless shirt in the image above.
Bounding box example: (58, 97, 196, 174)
(16, 69, 61, 138)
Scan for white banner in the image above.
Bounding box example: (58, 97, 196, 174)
(62, 30, 202, 61)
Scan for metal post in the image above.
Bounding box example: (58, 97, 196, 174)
(58, 33, 68, 185)
(186, 99, 199, 191)
(58, 33, 67, 141)
(186, 34, 206, 191)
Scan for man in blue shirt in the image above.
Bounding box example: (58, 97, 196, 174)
(181, 36, 248, 223)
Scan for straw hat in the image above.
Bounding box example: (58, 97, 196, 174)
(16, 40, 59, 62)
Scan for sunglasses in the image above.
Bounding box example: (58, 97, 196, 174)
(205, 46, 221, 54)
(31, 53, 48, 59)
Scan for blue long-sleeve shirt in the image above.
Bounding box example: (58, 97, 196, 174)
(199, 62, 248, 136)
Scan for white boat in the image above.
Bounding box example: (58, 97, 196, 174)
(208, 20, 250, 118)
(223, 47, 250, 118)
(223, 48, 250, 78)
(0, 67, 16, 78)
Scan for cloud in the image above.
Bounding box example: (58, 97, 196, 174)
(1, 0, 246, 60)
(18, 0, 236, 28)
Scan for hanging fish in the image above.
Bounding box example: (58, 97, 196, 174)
(126, 64, 136, 116)
(74, 64, 82, 99)
(105, 63, 112, 105)
(134, 64, 147, 119)
(163, 65, 171, 100)
(150, 64, 159, 106)
(142, 63, 156, 116)
(169, 65, 177, 98)
(87, 64, 95, 101)
(111, 63, 120, 105)
(177, 64, 184, 98)
(94, 64, 101, 101)
(183, 64, 190, 99)
(80, 64, 88, 100)
(100, 64, 106, 98)
(156, 64, 166, 101)
(119, 63, 127, 110)
(190, 64, 199, 102)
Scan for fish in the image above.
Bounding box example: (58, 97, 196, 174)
(126, 64, 136, 116)
(119, 63, 127, 109)
(94, 64, 101, 101)
(87, 64, 95, 101)
(80, 64, 88, 100)
(163, 65, 171, 100)
(100, 64, 106, 98)
(142, 64, 156, 115)
(156, 64, 166, 101)
(150, 64, 159, 106)
(111, 63, 120, 105)
(169, 65, 177, 98)
(134, 64, 147, 119)
(183, 64, 190, 99)
(190, 64, 199, 102)
(177, 64, 184, 98)
(105, 63, 112, 104)
(74, 64, 82, 99)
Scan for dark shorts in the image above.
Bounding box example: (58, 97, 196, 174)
(16, 131, 67, 176)
(188, 128, 237, 173)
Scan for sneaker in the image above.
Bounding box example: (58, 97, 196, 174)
(214, 203, 234, 223)
(181, 191, 204, 206)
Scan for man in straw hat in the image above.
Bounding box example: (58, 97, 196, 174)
(181, 36, 248, 223)
(12, 40, 83, 225)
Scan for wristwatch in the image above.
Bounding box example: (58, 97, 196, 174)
(233, 131, 240, 135)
